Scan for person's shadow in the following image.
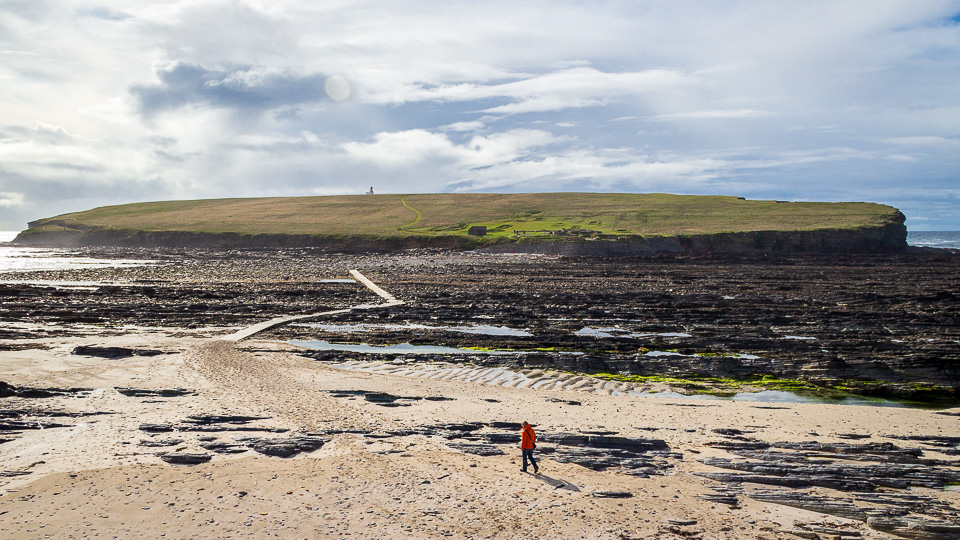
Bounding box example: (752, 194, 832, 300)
(527, 472, 580, 491)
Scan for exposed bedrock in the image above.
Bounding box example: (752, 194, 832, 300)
(700, 438, 960, 540)
(301, 344, 959, 402)
(72, 345, 167, 359)
(3, 249, 957, 402)
(0, 381, 91, 399)
(282, 250, 958, 402)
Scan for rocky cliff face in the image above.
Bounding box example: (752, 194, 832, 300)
(14, 223, 465, 251)
(15, 212, 907, 255)
(484, 212, 908, 255)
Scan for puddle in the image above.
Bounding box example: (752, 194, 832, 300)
(293, 323, 434, 333)
(733, 390, 907, 407)
(576, 327, 692, 339)
(290, 340, 517, 355)
(628, 390, 721, 400)
(448, 325, 532, 336)
(576, 327, 618, 338)
(632, 389, 906, 407)
(292, 322, 532, 337)
(729, 389, 821, 403)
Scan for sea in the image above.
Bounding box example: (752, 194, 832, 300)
(0, 231, 153, 273)
(1, 230, 958, 273)
(906, 230, 960, 250)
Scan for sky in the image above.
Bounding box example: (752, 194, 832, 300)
(1, 1, 959, 231)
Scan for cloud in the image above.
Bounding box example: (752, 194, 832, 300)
(363, 67, 695, 114)
(654, 109, 776, 121)
(442, 121, 486, 132)
(341, 129, 559, 169)
(448, 149, 727, 193)
(131, 63, 331, 116)
(0, 192, 24, 208)
(481, 96, 607, 115)
(77, 7, 132, 21)
(0, 136, 106, 177)
(884, 135, 960, 148)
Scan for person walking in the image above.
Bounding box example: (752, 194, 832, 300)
(520, 421, 539, 474)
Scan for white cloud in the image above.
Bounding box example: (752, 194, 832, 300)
(442, 121, 485, 132)
(0, 192, 24, 208)
(342, 130, 462, 167)
(482, 97, 607, 115)
(885, 136, 960, 148)
(654, 109, 776, 121)
(341, 129, 559, 169)
(450, 149, 727, 193)
(368, 67, 696, 114)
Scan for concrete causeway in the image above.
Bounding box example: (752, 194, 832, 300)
(221, 270, 403, 342)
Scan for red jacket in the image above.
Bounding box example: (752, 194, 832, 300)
(521, 424, 536, 449)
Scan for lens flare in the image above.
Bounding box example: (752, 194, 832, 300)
(324, 75, 351, 101)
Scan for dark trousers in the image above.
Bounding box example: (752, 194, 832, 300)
(522, 448, 538, 471)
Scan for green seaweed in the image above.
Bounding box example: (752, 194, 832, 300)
(581, 370, 958, 407)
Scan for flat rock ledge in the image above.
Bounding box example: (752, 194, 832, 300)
(697, 437, 960, 540)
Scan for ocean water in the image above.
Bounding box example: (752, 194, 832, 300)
(907, 231, 960, 249)
(0, 230, 154, 273)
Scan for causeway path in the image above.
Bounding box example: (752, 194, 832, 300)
(221, 270, 403, 342)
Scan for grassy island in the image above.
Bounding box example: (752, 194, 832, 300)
(18, 193, 906, 252)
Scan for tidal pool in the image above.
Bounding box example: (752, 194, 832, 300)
(293, 322, 533, 337)
(575, 327, 692, 339)
(290, 340, 518, 355)
(631, 389, 906, 407)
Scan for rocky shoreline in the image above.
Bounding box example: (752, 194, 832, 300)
(5, 247, 954, 402)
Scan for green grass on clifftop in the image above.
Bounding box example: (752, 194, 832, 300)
(25, 193, 901, 242)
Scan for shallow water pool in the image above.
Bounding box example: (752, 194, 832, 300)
(290, 340, 518, 355)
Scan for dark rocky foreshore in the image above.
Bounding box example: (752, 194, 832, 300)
(2, 248, 957, 403)
(280, 250, 956, 404)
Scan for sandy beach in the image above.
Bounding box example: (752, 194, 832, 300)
(1, 251, 958, 539)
